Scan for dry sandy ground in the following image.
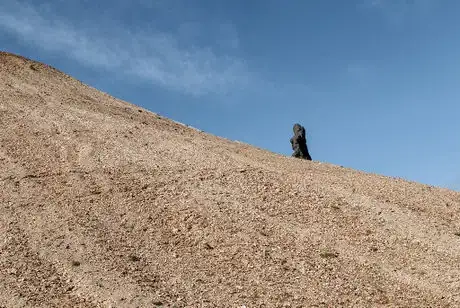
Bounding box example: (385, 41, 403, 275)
(1, 51, 460, 308)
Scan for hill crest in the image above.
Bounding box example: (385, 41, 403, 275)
(1, 51, 460, 307)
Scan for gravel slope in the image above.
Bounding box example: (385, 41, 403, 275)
(1, 52, 460, 307)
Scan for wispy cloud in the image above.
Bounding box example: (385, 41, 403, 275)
(0, 0, 252, 96)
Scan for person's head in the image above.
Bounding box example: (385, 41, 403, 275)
(293, 123, 302, 133)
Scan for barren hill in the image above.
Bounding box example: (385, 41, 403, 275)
(1, 51, 460, 308)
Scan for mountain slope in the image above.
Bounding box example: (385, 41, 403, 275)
(1, 51, 460, 307)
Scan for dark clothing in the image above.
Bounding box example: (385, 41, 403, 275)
(290, 123, 312, 160)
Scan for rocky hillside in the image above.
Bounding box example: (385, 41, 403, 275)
(1, 51, 460, 307)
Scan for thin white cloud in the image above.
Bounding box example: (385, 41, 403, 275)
(0, 0, 251, 96)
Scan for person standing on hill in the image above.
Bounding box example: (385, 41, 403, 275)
(290, 123, 312, 160)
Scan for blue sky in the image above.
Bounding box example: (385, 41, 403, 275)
(1, 0, 460, 190)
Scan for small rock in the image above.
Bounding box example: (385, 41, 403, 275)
(71, 260, 81, 267)
(319, 251, 339, 258)
(129, 255, 141, 262)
